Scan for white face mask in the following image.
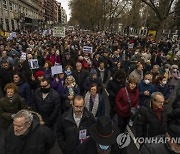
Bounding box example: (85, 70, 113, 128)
(162, 81, 167, 85)
(165, 69, 169, 72)
(99, 144, 110, 150)
(173, 69, 178, 72)
(144, 80, 150, 84)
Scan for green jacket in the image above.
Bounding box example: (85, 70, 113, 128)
(0, 94, 27, 129)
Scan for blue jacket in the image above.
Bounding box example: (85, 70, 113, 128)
(18, 81, 32, 106)
(88, 94, 105, 117)
(138, 80, 154, 106)
(155, 84, 170, 100)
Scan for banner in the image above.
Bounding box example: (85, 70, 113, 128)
(83, 46, 93, 53)
(147, 30, 157, 40)
(51, 65, 63, 75)
(53, 26, 65, 38)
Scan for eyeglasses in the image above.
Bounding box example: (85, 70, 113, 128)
(73, 106, 84, 109)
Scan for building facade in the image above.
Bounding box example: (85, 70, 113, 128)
(0, 0, 67, 31)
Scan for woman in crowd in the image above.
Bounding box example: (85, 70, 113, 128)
(0, 83, 27, 130)
(116, 77, 139, 133)
(13, 72, 32, 106)
(61, 75, 80, 112)
(154, 75, 170, 103)
(85, 83, 105, 118)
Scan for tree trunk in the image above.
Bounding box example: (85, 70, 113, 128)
(156, 19, 166, 42)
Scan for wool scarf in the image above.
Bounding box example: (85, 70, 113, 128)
(85, 92, 99, 117)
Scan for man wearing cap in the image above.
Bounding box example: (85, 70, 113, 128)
(62, 52, 76, 69)
(139, 124, 180, 154)
(74, 116, 123, 154)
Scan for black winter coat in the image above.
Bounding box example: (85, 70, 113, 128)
(57, 108, 95, 154)
(32, 88, 61, 127)
(72, 70, 89, 95)
(135, 104, 167, 138)
(5, 115, 55, 154)
(74, 137, 124, 154)
(139, 138, 176, 154)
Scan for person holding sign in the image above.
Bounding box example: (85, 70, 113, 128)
(61, 75, 80, 112)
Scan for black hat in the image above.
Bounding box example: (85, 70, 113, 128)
(89, 116, 119, 145)
(167, 124, 180, 138)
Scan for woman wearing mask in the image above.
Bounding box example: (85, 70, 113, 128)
(61, 75, 80, 112)
(13, 72, 32, 106)
(169, 65, 180, 92)
(85, 83, 105, 118)
(154, 76, 170, 103)
(116, 77, 139, 133)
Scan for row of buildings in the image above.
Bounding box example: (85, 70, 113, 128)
(0, 0, 67, 31)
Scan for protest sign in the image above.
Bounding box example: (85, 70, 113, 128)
(20, 52, 26, 60)
(51, 65, 63, 76)
(83, 46, 93, 53)
(128, 43, 134, 49)
(53, 26, 65, 38)
(28, 59, 39, 69)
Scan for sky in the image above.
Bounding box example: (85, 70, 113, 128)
(57, 0, 71, 21)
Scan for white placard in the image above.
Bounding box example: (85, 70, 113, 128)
(20, 52, 26, 60)
(83, 46, 93, 53)
(28, 59, 39, 69)
(51, 65, 63, 75)
(53, 26, 65, 38)
(128, 43, 134, 49)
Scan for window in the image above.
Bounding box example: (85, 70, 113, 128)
(9, 2, 13, 11)
(3, 0, 7, 9)
(5, 18, 9, 31)
(11, 19, 14, 30)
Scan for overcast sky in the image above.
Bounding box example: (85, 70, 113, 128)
(57, 0, 71, 21)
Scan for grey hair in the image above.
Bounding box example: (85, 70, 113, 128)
(12, 110, 33, 126)
(151, 92, 164, 100)
(153, 65, 160, 69)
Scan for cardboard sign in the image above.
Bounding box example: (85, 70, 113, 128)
(20, 52, 26, 60)
(28, 59, 39, 69)
(53, 27, 65, 38)
(83, 46, 93, 53)
(51, 65, 63, 75)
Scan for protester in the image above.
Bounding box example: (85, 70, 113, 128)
(135, 92, 167, 138)
(56, 95, 95, 154)
(116, 77, 139, 132)
(32, 78, 61, 129)
(5, 109, 55, 154)
(85, 83, 105, 117)
(74, 116, 123, 154)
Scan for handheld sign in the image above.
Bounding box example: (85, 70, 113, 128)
(28, 59, 39, 69)
(20, 52, 26, 60)
(51, 65, 63, 76)
(53, 26, 65, 38)
(83, 46, 93, 53)
(128, 43, 134, 49)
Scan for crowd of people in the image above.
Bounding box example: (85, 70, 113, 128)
(0, 29, 180, 154)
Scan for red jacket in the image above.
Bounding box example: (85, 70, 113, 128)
(116, 86, 139, 117)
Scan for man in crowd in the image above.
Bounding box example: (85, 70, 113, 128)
(74, 116, 123, 154)
(5, 109, 55, 154)
(56, 95, 95, 154)
(32, 78, 61, 129)
(135, 92, 167, 138)
(139, 124, 180, 154)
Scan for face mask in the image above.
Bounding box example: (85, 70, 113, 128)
(99, 144, 110, 150)
(173, 69, 178, 72)
(41, 88, 50, 94)
(144, 80, 150, 84)
(165, 69, 169, 72)
(65, 70, 72, 76)
(162, 81, 167, 85)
